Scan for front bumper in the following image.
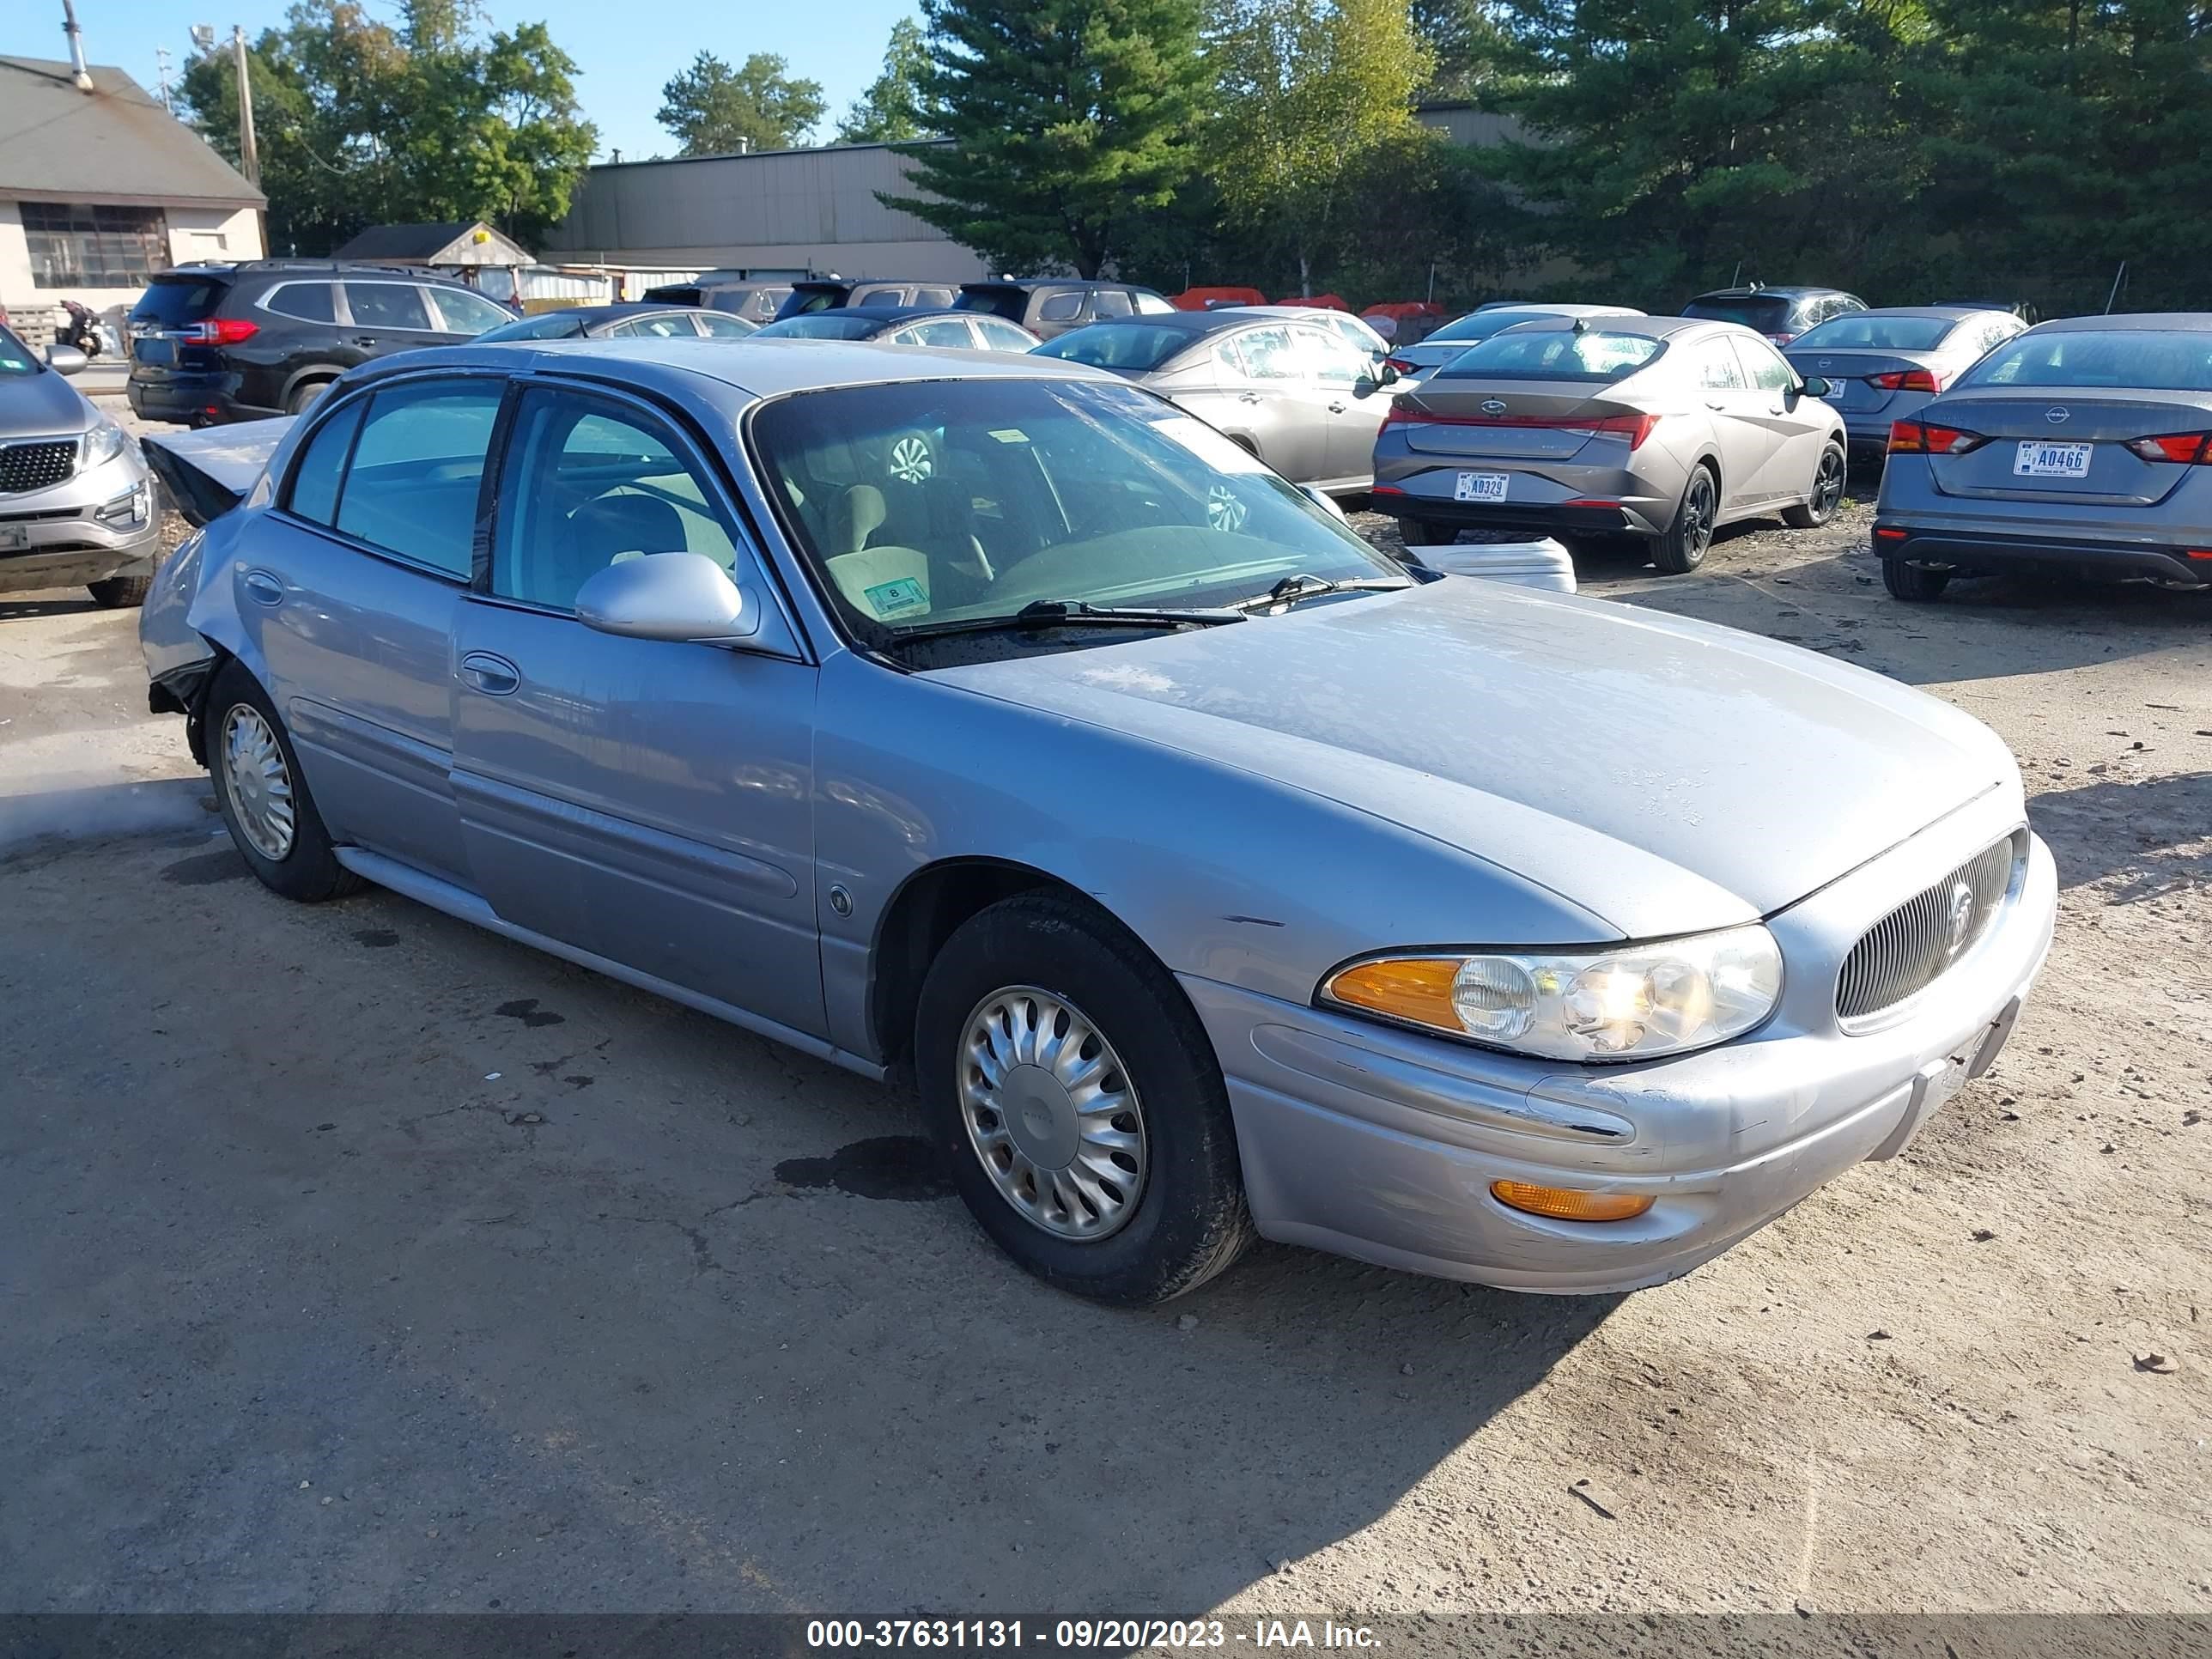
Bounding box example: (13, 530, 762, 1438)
(1186, 799, 2058, 1294)
(0, 457, 161, 594)
(1873, 522, 2212, 586)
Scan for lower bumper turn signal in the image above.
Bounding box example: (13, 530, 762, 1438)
(1490, 1181, 1654, 1223)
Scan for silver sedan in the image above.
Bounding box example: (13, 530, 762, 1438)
(1785, 306, 2027, 456)
(141, 336, 2056, 1303)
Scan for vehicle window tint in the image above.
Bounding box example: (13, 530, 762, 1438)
(756, 313, 879, 340)
(972, 318, 1036, 350)
(284, 398, 365, 526)
(333, 380, 502, 575)
(696, 313, 756, 337)
(1697, 344, 1746, 390)
(480, 311, 584, 341)
(1682, 295, 1791, 332)
(852, 286, 903, 307)
(1037, 292, 1085, 322)
(1796, 314, 1952, 351)
(344, 283, 435, 331)
(1440, 329, 1664, 382)
(428, 289, 514, 336)
(1091, 290, 1133, 318)
(264, 283, 336, 324)
(1961, 329, 2212, 392)
(1735, 337, 1798, 392)
(1295, 325, 1362, 384)
(914, 287, 957, 308)
(1133, 292, 1175, 314)
(1237, 325, 1298, 380)
(130, 276, 228, 327)
(493, 391, 741, 611)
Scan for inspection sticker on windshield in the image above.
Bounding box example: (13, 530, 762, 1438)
(1455, 471, 1510, 502)
(862, 576, 929, 618)
(987, 428, 1030, 444)
(2013, 441, 2092, 478)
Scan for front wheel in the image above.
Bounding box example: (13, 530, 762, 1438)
(915, 895, 1255, 1304)
(207, 660, 363, 902)
(1881, 558, 1952, 601)
(1650, 464, 1717, 573)
(1784, 441, 1847, 528)
(88, 571, 152, 608)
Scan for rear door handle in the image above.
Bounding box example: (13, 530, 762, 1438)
(351, 335, 378, 347)
(458, 651, 520, 696)
(241, 569, 284, 606)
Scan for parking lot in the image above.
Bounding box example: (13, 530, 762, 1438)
(3, 403, 2209, 1620)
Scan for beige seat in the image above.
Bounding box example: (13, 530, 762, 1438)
(823, 483, 933, 621)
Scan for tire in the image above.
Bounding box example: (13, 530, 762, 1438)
(1881, 558, 1951, 602)
(206, 660, 363, 902)
(286, 380, 332, 416)
(915, 894, 1255, 1304)
(1398, 517, 1455, 547)
(88, 571, 152, 608)
(1650, 463, 1718, 574)
(1784, 441, 1847, 529)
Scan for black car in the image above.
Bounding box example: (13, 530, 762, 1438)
(1680, 284, 1868, 346)
(638, 276, 793, 322)
(952, 279, 1176, 340)
(748, 305, 1042, 351)
(125, 260, 517, 425)
(473, 302, 757, 343)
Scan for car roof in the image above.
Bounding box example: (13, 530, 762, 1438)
(964, 278, 1148, 293)
(1498, 314, 1723, 341)
(836, 304, 984, 322)
(1689, 285, 1850, 300)
(1807, 306, 1996, 322)
(547, 303, 708, 324)
(2019, 312, 2212, 334)
(1455, 302, 1643, 319)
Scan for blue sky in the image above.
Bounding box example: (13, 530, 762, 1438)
(3, 0, 915, 161)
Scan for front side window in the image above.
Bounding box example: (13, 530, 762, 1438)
(972, 318, 1037, 351)
(344, 283, 436, 332)
(493, 391, 741, 611)
(477, 311, 587, 343)
(1295, 326, 1364, 385)
(755, 314, 878, 341)
(611, 312, 698, 339)
(898, 319, 978, 349)
(284, 398, 367, 526)
(1036, 324, 1194, 374)
(21, 202, 167, 288)
(914, 287, 957, 308)
(1734, 337, 1800, 392)
(1133, 292, 1176, 314)
(696, 313, 757, 337)
(428, 289, 514, 336)
(751, 377, 1404, 641)
(332, 380, 503, 575)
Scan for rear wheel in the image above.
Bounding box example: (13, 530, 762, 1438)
(915, 895, 1254, 1304)
(1398, 517, 1455, 547)
(286, 379, 332, 416)
(1650, 464, 1717, 574)
(208, 660, 362, 902)
(1784, 441, 1848, 528)
(1881, 558, 1951, 601)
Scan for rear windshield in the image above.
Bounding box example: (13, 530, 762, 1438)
(1792, 315, 1954, 352)
(131, 275, 228, 326)
(1425, 308, 1557, 346)
(1681, 295, 1792, 331)
(1035, 324, 1191, 374)
(754, 313, 879, 340)
(1957, 329, 2212, 392)
(1438, 329, 1666, 382)
(953, 286, 1028, 321)
(476, 312, 589, 342)
(643, 285, 702, 306)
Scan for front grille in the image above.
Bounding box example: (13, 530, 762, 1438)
(0, 440, 78, 495)
(1836, 834, 2020, 1020)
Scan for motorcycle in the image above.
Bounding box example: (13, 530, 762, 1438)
(58, 299, 103, 359)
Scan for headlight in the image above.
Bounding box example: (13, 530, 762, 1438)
(80, 419, 135, 469)
(1319, 924, 1784, 1062)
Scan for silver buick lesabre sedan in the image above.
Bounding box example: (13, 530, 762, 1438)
(140, 337, 2057, 1304)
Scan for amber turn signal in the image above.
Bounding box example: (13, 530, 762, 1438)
(1324, 957, 1462, 1031)
(1490, 1181, 1654, 1223)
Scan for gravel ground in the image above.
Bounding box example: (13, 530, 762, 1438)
(2, 441, 2207, 1626)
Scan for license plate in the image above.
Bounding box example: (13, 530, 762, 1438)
(0, 525, 27, 550)
(134, 337, 173, 365)
(1454, 471, 1508, 503)
(2013, 441, 2092, 478)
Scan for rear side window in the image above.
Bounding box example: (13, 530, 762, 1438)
(263, 283, 337, 324)
(333, 380, 503, 575)
(131, 276, 228, 327)
(1237, 325, 1299, 380)
(344, 283, 435, 331)
(1037, 292, 1085, 322)
(1133, 292, 1176, 314)
(900, 319, 977, 348)
(913, 287, 957, 308)
(1960, 330, 2212, 392)
(953, 286, 1026, 320)
(1441, 329, 1665, 383)
(284, 398, 365, 526)
(1695, 343, 1745, 389)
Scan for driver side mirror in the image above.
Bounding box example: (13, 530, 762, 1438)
(1360, 362, 1400, 392)
(45, 344, 88, 375)
(574, 551, 759, 644)
(1798, 375, 1832, 398)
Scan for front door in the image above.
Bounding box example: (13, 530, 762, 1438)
(1732, 336, 1832, 502)
(1293, 324, 1395, 486)
(1212, 325, 1328, 481)
(448, 382, 826, 1039)
(1689, 337, 1776, 516)
(233, 374, 503, 882)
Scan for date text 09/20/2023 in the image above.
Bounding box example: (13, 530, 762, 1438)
(805, 1619, 1382, 1649)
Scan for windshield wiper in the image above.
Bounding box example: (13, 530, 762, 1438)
(890, 599, 1248, 642)
(1231, 573, 1413, 613)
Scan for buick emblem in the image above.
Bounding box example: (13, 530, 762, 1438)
(1943, 881, 1976, 956)
(1480, 398, 1507, 415)
(2045, 406, 2069, 425)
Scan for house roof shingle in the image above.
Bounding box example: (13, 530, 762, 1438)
(0, 56, 264, 209)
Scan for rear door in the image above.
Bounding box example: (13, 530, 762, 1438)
(339, 281, 445, 365)
(1213, 325, 1327, 479)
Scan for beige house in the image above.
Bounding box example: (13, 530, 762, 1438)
(0, 54, 264, 343)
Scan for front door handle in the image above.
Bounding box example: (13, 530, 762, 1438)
(241, 568, 284, 606)
(458, 651, 520, 696)
(1327, 401, 1348, 414)
(1238, 391, 1262, 404)
(1705, 399, 1728, 411)
(351, 335, 378, 347)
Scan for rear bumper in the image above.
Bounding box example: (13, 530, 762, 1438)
(1371, 486, 1664, 538)
(127, 371, 278, 427)
(1874, 524, 2212, 586)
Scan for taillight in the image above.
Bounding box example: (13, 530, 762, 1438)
(2124, 431, 2212, 464)
(1383, 356, 1415, 374)
(1381, 407, 1661, 450)
(187, 318, 259, 345)
(1869, 368, 1943, 392)
(1765, 332, 1796, 346)
(1887, 419, 1983, 455)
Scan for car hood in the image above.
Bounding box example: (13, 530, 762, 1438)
(0, 368, 95, 441)
(924, 578, 2016, 939)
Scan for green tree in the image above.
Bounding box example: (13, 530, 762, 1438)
(836, 19, 937, 143)
(1407, 0, 1506, 98)
(1206, 0, 1435, 295)
(657, 51, 826, 155)
(889, 0, 1209, 277)
(181, 0, 594, 255)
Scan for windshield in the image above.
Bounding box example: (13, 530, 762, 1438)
(1956, 330, 2212, 392)
(130, 276, 228, 327)
(1437, 329, 1666, 382)
(1035, 324, 1193, 374)
(477, 312, 589, 342)
(750, 377, 1404, 645)
(755, 314, 881, 341)
(1792, 314, 1954, 352)
(1681, 295, 1793, 331)
(0, 326, 40, 376)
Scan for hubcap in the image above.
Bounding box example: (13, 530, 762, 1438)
(957, 986, 1148, 1242)
(221, 702, 295, 861)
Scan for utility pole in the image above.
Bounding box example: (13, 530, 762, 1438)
(231, 24, 260, 187)
(155, 45, 173, 111)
